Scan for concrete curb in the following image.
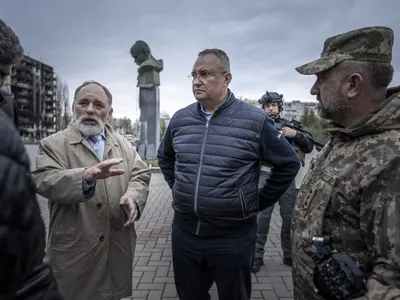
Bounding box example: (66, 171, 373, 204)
(150, 167, 161, 173)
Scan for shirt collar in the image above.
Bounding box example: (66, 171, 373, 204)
(200, 105, 212, 116)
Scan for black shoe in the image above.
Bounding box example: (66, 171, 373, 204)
(252, 258, 264, 273)
(283, 257, 292, 267)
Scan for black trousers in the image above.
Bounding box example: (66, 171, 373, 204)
(171, 220, 256, 300)
(255, 171, 297, 260)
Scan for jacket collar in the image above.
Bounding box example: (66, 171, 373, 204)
(327, 91, 400, 139)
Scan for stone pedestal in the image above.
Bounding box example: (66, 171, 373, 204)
(130, 40, 163, 160)
(137, 86, 160, 159)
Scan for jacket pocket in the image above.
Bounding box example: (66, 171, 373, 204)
(239, 188, 247, 218)
(372, 197, 388, 257)
(299, 170, 338, 218)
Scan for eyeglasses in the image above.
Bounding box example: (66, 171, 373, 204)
(188, 71, 228, 80)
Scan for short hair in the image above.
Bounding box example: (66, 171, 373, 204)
(198, 48, 230, 73)
(0, 19, 24, 65)
(337, 60, 394, 88)
(74, 80, 113, 107)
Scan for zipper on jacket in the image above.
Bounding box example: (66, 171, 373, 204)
(193, 119, 210, 235)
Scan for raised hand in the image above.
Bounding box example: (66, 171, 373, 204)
(83, 158, 125, 182)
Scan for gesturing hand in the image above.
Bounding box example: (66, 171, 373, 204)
(120, 196, 138, 226)
(83, 158, 125, 182)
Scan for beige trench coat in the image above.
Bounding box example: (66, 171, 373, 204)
(32, 122, 151, 300)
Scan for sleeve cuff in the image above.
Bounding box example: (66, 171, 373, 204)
(135, 201, 142, 221)
(82, 176, 96, 198)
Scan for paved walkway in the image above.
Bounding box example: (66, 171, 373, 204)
(37, 173, 294, 300)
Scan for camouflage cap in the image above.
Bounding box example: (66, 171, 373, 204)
(296, 26, 394, 75)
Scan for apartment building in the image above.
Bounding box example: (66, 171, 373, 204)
(282, 100, 318, 121)
(10, 55, 57, 142)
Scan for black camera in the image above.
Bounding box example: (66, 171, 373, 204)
(307, 236, 366, 300)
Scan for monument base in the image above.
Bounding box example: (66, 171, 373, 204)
(136, 86, 160, 160)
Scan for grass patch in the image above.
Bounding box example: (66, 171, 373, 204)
(144, 159, 159, 167)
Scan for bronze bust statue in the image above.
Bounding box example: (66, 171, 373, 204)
(130, 40, 163, 89)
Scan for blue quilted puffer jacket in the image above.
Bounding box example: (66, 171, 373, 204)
(158, 91, 300, 237)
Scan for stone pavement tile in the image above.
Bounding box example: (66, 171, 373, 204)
(163, 284, 177, 298)
(37, 173, 295, 300)
(283, 276, 293, 290)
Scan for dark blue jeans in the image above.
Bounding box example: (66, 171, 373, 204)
(171, 218, 256, 300)
(255, 171, 297, 260)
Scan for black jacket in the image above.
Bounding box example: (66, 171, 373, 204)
(0, 90, 19, 128)
(158, 92, 300, 237)
(0, 111, 63, 300)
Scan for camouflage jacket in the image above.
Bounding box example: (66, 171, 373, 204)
(292, 91, 400, 300)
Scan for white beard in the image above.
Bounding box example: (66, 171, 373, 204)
(75, 114, 105, 136)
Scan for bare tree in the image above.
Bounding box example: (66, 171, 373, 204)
(62, 81, 71, 129)
(237, 96, 259, 107)
(110, 117, 133, 134)
(160, 111, 171, 139)
(132, 118, 139, 137)
(55, 77, 71, 130)
(55, 79, 63, 132)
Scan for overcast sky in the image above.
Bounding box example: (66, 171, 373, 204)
(2, 0, 399, 119)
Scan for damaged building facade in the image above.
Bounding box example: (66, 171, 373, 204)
(8, 55, 57, 142)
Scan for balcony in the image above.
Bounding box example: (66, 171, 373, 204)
(19, 117, 31, 125)
(15, 83, 31, 89)
(18, 90, 30, 96)
(19, 109, 32, 117)
(45, 97, 55, 103)
(46, 128, 56, 133)
(42, 117, 55, 126)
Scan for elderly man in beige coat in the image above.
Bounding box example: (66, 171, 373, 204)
(32, 81, 151, 300)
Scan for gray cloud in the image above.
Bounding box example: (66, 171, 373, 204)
(2, 0, 399, 118)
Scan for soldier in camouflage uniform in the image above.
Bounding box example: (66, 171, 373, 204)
(292, 26, 400, 299)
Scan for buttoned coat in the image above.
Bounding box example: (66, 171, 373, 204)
(32, 122, 151, 300)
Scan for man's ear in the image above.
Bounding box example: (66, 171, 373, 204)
(346, 73, 363, 99)
(108, 107, 113, 118)
(224, 72, 232, 86)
